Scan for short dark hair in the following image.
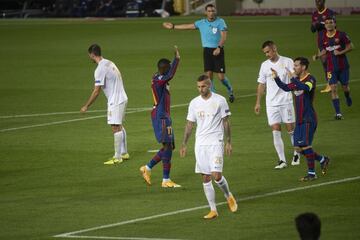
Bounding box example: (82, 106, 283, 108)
(295, 212, 321, 240)
(157, 58, 171, 69)
(197, 74, 210, 82)
(262, 40, 275, 49)
(325, 15, 336, 21)
(294, 57, 310, 70)
(205, 4, 215, 10)
(88, 44, 101, 56)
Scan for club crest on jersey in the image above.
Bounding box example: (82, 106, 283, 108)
(212, 27, 218, 34)
(294, 90, 304, 96)
(335, 38, 340, 44)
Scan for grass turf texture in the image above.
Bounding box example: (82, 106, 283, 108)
(0, 16, 359, 239)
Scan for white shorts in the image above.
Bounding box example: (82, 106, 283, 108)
(107, 101, 127, 125)
(195, 145, 224, 174)
(266, 103, 295, 126)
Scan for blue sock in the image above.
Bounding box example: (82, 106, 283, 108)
(210, 79, 216, 92)
(344, 91, 352, 106)
(332, 98, 341, 114)
(161, 149, 172, 179)
(221, 77, 233, 95)
(302, 148, 316, 174)
(147, 149, 163, 169)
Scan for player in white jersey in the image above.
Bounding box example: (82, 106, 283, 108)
(254, 40, 300, 169)
(81, 44, 129, 165)
(180, 74, 237, 219)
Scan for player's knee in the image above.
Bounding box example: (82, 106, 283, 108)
(294, 147, 302, 153)
(162, 143, 173, 151)
(202, 175, 212, 183)
(111, 124, 122, 133)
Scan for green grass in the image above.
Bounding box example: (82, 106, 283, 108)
(0, 16, 360, 239)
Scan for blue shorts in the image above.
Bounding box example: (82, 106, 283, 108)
(152, 116, 174, 144)
(294, 122, 317, 147)
(328, 69, 349, 86)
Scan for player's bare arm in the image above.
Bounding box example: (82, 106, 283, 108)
(213, 31, 227, 56)
(312, 49, 327, 61)
(254, 83, 265, 115)
(334, 43, 353, 56)
(163, 22, 196, 30)
(223, 116, 232, 156)
(174, 45, 180, 59)
(80, 85, 101, 113)
(180, 120, 194, 157)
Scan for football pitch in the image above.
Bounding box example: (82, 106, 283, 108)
(0, 15, 360, 239)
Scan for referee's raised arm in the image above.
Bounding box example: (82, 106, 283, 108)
(162, 22, 196, 30)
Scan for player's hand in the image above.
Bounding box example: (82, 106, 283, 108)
(80, 106, 88, 113)
(270, 68, 278, 79)
(312, 54, 318, 61)
(334, 49, 341, 56)
(174, 45, 180, 59)
(213, 48, 221, 56)
(285, 67, 296, 78)
(179, 145, 187, 158)
(225, 142, 232, 156)
(254, 103, 261, 115)
(163, 22, 173, 29)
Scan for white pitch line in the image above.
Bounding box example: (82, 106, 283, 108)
(2, 79, 359, 133)
(54, 176, 360, 239)
(0, 107, 151, 119)
(54, 235, 187, 240)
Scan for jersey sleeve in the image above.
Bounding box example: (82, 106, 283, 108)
(287, 59, 295, 74)
(257, 63, 266, 84)
(186, 101, 196, 122)
(341, 31, 351, 45)
(94, 66, 105, 86)
(220, 97, 231, 118)
(194, 19, 201, 29)
(219, 18, 228, 31)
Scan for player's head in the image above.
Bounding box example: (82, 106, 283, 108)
(293, 57, 310, 76)
(324, 16, 336, 31)
(197, 74, 212, 97)
(262, 40, 278, 61)
(295, 212, 321, 240)
(205, 4, 216, 20)
(88, 44, 102, 63)
(315, 0, 325, 11)
(157, 58, 171, 74)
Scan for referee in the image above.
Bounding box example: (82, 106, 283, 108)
(163, 4, 235, 103)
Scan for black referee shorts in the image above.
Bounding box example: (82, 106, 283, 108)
(203, 47, 226, 73)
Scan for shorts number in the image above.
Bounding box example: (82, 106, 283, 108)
(327, 72, 332, 80)
(167, 126, 172, 135)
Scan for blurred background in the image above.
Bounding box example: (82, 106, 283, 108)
(1, 0, 360, 19)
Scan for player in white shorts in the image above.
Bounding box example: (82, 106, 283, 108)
(81, 44, 129, 165)
(180, 74, 238, 219)
(254, 40, 300, 169)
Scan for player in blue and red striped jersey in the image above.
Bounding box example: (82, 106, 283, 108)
(313, 16, 353, 120)
(311, 0, 336, 93)
(271, 57, 330, 181)
(139, 46, 181, 188)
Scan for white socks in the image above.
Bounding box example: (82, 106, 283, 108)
(273, 130, 286, 162)
(121, 127, 127, 155)
(203, 176, 232, 211)
(215, 176, 230, 199)
(114, 131, 122, 159)
(288, 131, 299, 157)
(203, 181, 217, 211)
